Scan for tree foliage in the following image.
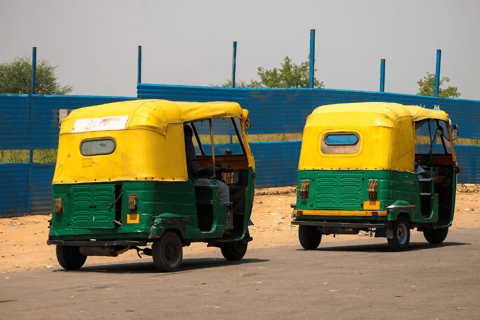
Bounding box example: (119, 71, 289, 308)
(417, 72, 460, 98)
(253, 56, 324, 89)
(0, 56, 73, 95)
(214, 56, 324, 89)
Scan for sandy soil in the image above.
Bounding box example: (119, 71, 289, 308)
(1, 185, 479, 273)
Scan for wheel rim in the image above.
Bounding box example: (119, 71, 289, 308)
(165, 241, 179, 263)
(396, 223, 408, 244)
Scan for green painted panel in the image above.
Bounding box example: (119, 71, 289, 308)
(296, 168, 458, 227)
(50, 170, 256, 241)
(70, 184, 116, 229)
(296, 170, 420, 220)
(50, 181, 196, 240)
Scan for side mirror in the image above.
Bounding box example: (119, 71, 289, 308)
(244, 119, 251, 135)
(451, 125, 459, 141)
(436, 127, 444, 137)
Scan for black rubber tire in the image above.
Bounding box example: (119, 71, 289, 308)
(152, 232, 183, 272)
(424, 227, 449, 244)
(298, 225, 322, 250)
(387, 216, 410, 251)
(56, 245, 87, 270)
(221, 240, 248, 261)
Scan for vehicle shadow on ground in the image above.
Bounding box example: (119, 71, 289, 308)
(54, 257, 269, 274)
(297, 241, 470, 253)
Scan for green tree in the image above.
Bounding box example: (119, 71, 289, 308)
(254, 56, 324, 88)
(214, 56, 325, 89)
(417, 72, 460, 98)
(0, 56, 73, 95)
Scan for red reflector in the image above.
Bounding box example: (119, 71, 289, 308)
(128, 194, 138, 211)
(54, 197, 63, 214)
(300, 180, 310, 201)
(368, 179, 378, 202)
(372, 212, 378, 216)
(296, 210, 303, 215)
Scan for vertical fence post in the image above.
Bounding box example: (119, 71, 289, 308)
(309, 29, 315, 89)
(380, 59, 385, 92)
(138, 45, 142, 84)
(230, 41, 237, 143)
(31, 47, 37, 95)
(29, 47, 37, 163)
(232, 41, 237, 88)
(434, 49, 441, 97)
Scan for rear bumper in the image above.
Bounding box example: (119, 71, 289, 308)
(47, 240, 148, 247)
(291, 220, 389, 229)
(293, 209, 387, 217)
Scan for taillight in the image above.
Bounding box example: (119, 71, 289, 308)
(54, 197, 63, 214)
(368, 179, 378, 201)
(300, 180, 310, 201)
(128, 194, 138, 211)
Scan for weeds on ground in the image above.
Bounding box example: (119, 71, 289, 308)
(0, 149, 57, 164)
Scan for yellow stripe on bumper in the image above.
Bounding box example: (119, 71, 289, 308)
(294, 210, 387, 217)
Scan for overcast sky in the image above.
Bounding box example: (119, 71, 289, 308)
(1, 0, 479, 100)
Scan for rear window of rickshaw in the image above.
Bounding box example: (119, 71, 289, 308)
(80, 138, 116, 156)
(321, 132, 360, 154)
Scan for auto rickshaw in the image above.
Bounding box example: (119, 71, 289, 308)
(292, 102, 460, 251)
(48, 99, 255, 271)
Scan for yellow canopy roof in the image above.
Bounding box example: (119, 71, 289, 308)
(60, 99, 244, 135)
(307, 102, 450, 128)
(299, 102, 452, 172)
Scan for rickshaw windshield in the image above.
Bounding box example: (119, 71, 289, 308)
(191, 118, 246, 156)
(415, 120, 451, 155)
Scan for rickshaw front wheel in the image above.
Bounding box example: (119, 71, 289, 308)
(221, 240, 248, 261)
(298, 225, 322, 250)
(56, 245, 87, 270)
(424, 227, 448, 244)
(387, 217, 410, 251)
(152, 232, 183, 272)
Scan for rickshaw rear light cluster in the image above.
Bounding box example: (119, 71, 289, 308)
(300, 180, 310, 201)
(368, 179, 378, 201)
(128, 194, 138, 211)
(54, 197, 63, 214)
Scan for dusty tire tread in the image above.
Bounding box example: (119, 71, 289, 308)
(56, 245, 87, 270)
(298, 225, 322, 250)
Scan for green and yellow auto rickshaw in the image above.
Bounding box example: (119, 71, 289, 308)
(292, 102, 460, 251)
(48, 99, 255, 271)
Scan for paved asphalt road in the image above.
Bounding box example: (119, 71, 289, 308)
(1, 228, 480, 320)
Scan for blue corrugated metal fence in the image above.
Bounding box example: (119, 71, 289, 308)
(1, 86, 479, 217)
(0, 94, 135, 217)
(0, 94, 136, 149)
(138, 84, 480, 138)
(137, 83, 480, 186)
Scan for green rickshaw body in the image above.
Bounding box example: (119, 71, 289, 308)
(292, 102, 460, 251)
(48, 100, 256, 271)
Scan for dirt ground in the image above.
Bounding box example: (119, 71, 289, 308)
(1, 185, 479, 274)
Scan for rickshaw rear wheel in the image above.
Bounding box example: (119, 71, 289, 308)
(298, 225, 322, 250)
(152, 232, 183, 272)
(221, 239, 248, 261)
(424, 227, 448, 244)
(56, 245, 87, 270)
(387, 216, 410, 251)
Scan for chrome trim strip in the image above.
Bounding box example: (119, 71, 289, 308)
(386, 204, 416, 210)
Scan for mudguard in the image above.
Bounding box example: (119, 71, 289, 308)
(149, 213, 189, 239)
